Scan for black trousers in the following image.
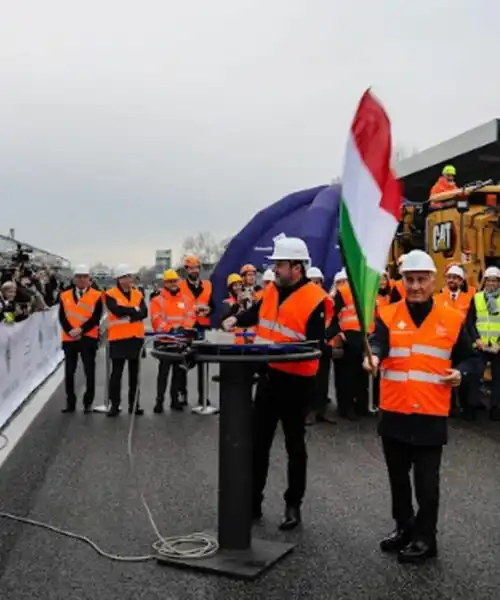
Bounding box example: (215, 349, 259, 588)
(156, 360, 187, 405)
(63, 340, 97, 408)
(334, 345, 368, 416)
(109, 358, 140, 409)
(311, 346, 332, 415)
(252, 369, 311, 509)
(382, 436, 442, 542)
(470, 352, 500, 409)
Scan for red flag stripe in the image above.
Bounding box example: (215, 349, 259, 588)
(350, 89, 402, 221)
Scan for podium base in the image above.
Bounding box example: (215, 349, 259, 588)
(156, 535, 294, 580)
(191, 405, 219, 415)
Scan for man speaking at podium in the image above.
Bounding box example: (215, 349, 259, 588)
(222, 236, 332, 530)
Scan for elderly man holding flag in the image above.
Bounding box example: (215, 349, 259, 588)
(341, 90, 478, 564)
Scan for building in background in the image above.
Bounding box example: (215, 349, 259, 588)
(155, 249, 172, 273)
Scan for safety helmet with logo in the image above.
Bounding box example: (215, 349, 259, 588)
(73, 264, 90, 276)
(115, 264, 134, 278)
(163, 269, 179, 281)
(446, 265, 464, 279)
(484, 266, 500, 279)
(399, 250, 437, 273)
(442, 165, 456, 176)
(306, 266, 324, 280)
(262, 269, 275, 282)
(267, 236, 311, 267)
(184, 255, 201, 267)
(240, 264, 256, 275)
(334, 268, 347, 283)
(227, 273, 242, 287)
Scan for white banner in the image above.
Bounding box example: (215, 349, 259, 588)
(0, 307, 63, 429)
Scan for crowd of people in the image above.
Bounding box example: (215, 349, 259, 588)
(0, 261, 64, 324)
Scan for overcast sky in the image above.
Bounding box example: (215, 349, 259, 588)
(1, 0, 499, 268)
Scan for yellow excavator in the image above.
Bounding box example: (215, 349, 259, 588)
(387, 179, 500, 287)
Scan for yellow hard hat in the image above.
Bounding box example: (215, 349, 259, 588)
(227, 273, 242, 287)
(163, 269, 179, 281)
(442, 165, 456, 176)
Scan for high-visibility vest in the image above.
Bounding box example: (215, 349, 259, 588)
(179, 280, 212, 327)
(224, 296, 256, 344)
(378, 300, 463, 417)
(393, 279, 406, 300)
(105, 287, 145, 341)
(337, 284, 361, 332)
(256, 281, 332, 377)
(60, 288, 102, 342)
(435, 289, 471, 318)
(474, 292, 500, 344)
(150, 289, 196, 333)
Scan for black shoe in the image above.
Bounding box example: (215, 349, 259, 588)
(107, 406, 120, 417)
(397, 539, 437, 564)
(305, 412, 316, 426)
(380, 525, 414, 553)
(278, 506, 301, 531)
(129, 406, 144, 415)
(61, 406, 75, 413)
(170, 402, 184, 411)
(153, 403, 164, 414)
(83, 405, 93, 414)
(179, 393, 188, 406)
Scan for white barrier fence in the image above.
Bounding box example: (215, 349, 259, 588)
(0, 307, 63, 429)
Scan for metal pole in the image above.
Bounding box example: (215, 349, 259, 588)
(192, 361, 218, 415)
(93, 340, 111, 413)
(368, 373, 378, 414)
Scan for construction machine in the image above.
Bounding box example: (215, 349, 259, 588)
(387, 179, 500, 287)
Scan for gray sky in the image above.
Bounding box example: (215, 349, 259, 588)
(1, 0, 499, 268)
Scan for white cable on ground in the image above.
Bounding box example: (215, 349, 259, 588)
(0, 340, 219, 563)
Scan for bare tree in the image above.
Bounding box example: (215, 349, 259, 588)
(182, 231, 225, 264)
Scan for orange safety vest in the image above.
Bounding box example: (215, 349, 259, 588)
(179, 280, 212, 327)
(224, 296, 256, 344)
(337, 284, 361, 332)
(378, 300, 463, 417)
(60, 288, 102, 342)
(435, 288, 471, 318)
(256, 281, 332, 377)
(150, 289, 196, 333)
(105, 287, 145, 341)
(393, 279, 406, 300)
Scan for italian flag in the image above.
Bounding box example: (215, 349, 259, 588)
(339, 89, 402, 333)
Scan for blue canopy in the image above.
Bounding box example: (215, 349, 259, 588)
(210, 184, 344, 322)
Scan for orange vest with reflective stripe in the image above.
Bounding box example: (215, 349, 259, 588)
(338, 284, 361, 332)
(435, 289, 471, 318)
(150, 289, 196, 333)
(224, 296, 256, 344)
(105, 287, 145, 341)
(179, 280, 212, 327)
(256, 281, 332, 377)
(378, 300, 463, 417)
(60, 288, 101, 342)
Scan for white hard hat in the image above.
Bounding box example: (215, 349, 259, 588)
(307, 266, 324, 280)
(334, 268, 347, 283)
(446, 265, 465, 279)
(262, 268, 275, 282)
(115, 264, 134, 279)
(73, 264, 90, 276)
(484, 266, 500, 279)
(399, 250, 436, 273)
(267, 236, 310, 264)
